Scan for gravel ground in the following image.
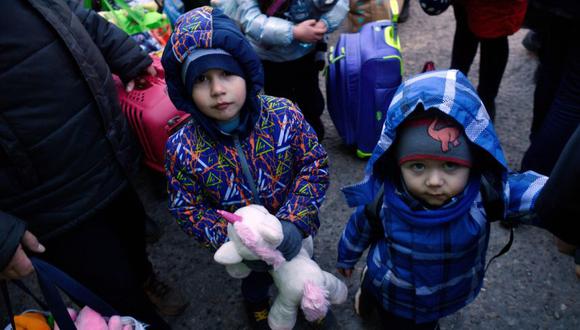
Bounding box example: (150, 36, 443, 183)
(4, 2, 579, 329)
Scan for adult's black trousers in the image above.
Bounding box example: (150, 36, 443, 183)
(38, 186, 170, 330)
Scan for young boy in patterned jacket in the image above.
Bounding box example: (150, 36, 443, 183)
(161, 7, 329, 329)
(336, 70, 549, 329)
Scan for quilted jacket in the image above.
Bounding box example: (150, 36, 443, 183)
(337, 70, 548, 322)
(162, 7, 329, 250)
(0, 0, 150, 268)
(233, 0, 348, 62)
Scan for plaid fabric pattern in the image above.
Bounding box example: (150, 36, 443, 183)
(337, 70, 547, 322)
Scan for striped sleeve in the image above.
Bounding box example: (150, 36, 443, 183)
(506, 171, 548, 216)
(336, 205, 373, 269)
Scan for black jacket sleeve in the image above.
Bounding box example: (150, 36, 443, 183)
(67, 0, 152, 82)
(535, 125, 580, 246)
(0, 211, 26, 271)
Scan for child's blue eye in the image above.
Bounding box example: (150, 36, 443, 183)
(410, 163, 425, 171)
(443, 162, 459, 171)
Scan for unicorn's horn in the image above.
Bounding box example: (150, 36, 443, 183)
(217, 210, 243, 223)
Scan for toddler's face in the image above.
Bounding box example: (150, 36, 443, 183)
(191, 69, 246, 122)
(400, 159, 470, 207)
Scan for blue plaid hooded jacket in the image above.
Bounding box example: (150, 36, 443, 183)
(337, 70, 547, 322)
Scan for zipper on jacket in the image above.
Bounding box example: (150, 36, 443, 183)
(233, 135, 261, 204)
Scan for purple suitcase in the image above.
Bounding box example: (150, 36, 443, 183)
(326, 19, 403, 158)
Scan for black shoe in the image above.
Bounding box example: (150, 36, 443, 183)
(308, 309, 338, 330)
(244, 299, 270, 330)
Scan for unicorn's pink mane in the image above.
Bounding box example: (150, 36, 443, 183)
(234, 222, 285, 269)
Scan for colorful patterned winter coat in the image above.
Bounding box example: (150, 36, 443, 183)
(337, 70, 547, 322)
(161, 7, 329, 250)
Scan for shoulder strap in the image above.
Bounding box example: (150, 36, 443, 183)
(485, 227, 514, 272)
(363, 175, 505, 227)
(479, 172, 504, 222)
(479, 172, 515, 270)
(364, 184, 385, 241)
(31, 258, 118, 330)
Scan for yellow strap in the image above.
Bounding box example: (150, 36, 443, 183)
(389, 0, 400, 23)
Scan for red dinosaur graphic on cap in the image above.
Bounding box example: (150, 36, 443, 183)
(427, 118, 461, 152)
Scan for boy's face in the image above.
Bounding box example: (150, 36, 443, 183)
(400, 159, 470, 207)
(191, 69, 246, 122)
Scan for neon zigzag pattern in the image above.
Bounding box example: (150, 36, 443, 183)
(167, 95, 328, 248)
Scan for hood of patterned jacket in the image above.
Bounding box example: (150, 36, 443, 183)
(161, 6, 264, 142)
(343, 69, 509, 209)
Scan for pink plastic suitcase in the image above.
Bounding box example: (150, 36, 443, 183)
(114, 55, 191, 173)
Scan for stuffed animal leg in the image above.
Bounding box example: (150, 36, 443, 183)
(268, 249, 347, 330)
(214, 205, 347, 330)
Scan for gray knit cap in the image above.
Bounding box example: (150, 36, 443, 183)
(396, 113, 472, 167)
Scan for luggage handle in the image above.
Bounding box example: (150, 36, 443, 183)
(328, 46, 346, 64)
(383, 25, 401, 52)
(166, 114, 192, 135)
(389, 0, 400, 23)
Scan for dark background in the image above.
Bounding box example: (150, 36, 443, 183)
(4, 2, 579, 329)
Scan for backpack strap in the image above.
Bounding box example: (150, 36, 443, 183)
(485, 227, 514, 272)
(363, 184, 385, 241)
(479, 172, 504, 222)
(479, 172, 515, 270)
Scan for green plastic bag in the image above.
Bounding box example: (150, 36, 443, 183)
(98, 0, 170, 35)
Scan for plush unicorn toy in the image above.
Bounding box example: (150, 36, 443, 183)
(214, 205, 348, 330)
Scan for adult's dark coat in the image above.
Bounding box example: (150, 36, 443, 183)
(0, 0, 151, 269)
(535, 125, 580, 246)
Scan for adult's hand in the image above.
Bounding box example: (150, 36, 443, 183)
(0, 231, 45, 280)
(293, 19, 327, 43)
(125, 64, 157, 92)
